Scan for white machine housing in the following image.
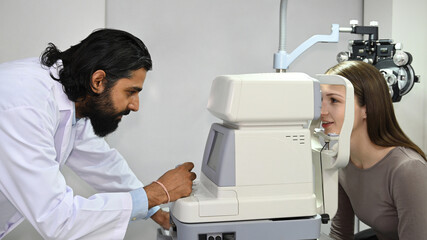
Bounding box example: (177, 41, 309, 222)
(207, 73, 321, 127)
(171, 73, 354, 225)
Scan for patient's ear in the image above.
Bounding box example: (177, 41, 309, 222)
(361, 105, 367, 120)
(90, 70, 107, 94)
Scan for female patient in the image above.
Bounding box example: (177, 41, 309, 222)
(321, 60, 427, 240)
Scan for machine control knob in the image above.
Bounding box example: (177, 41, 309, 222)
(363, 58, 373, 64)
(393, 50, 410, 66)
(369, 21, 379, 26)
(350, 19, 359, 26)
(336, 52, 349, 63)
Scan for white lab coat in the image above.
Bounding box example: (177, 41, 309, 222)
(0, 58, 145, 239)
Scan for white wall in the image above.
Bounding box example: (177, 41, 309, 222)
(105, 0, 361, 239)
(0, 1, 105, 63)
(391, 0, 427, 153)
(0, 1, 105, 239)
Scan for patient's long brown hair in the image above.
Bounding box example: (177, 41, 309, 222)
(326, 61, 426, 161)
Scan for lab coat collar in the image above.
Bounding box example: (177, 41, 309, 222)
(49, 61, 77, 126)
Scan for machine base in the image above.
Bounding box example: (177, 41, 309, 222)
(157, 215, 322, 240)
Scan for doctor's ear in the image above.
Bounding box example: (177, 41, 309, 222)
(90, 70, 107, 94)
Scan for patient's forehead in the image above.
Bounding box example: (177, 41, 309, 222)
(320, 84, 345, 95)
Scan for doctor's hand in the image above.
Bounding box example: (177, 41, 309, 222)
(151, 209, 171, 230)
(144, 162, 196, 208)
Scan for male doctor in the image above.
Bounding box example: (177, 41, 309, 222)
(0, 29, 196, 239)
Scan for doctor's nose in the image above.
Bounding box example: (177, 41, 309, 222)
(128, 97, 140, 112)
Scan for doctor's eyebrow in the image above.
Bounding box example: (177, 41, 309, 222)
(127, 86, 143, 92)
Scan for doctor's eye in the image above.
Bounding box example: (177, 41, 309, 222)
(127, 90, 138, 96)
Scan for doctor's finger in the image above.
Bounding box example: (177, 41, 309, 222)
(190, 172, 197, 181)
(178, 162, 194, 171)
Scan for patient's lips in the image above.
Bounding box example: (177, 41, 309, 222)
(322, 121, 334, 132)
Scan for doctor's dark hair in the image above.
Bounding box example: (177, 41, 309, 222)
(326, 61, 426, 161)
(41, 28, 152, 101)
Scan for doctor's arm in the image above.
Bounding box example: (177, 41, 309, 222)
(125, 162, 196, 229)
(144, 162, 197, 229)
(144, 162, 197, 208)
(66, 119, 195, 223)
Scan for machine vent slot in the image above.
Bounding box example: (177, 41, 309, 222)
(286, 134, 305, 145)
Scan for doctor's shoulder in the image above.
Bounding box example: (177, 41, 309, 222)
(0, 58, 60, 112)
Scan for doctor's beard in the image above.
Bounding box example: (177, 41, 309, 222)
(81, 88, 130, 137)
